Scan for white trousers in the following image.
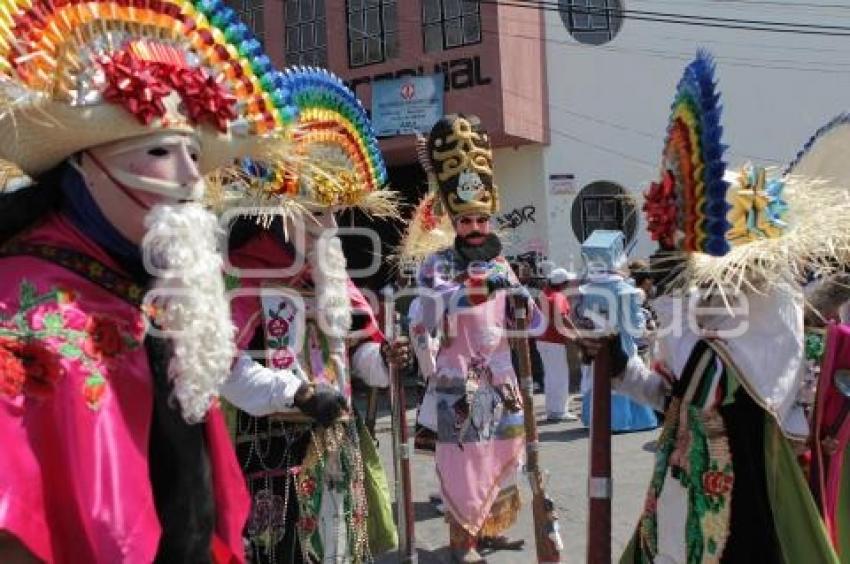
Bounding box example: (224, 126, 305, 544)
(538, 341, 571, 417)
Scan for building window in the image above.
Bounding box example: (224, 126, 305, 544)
(347, 0, 399, 68)
(285, 0, 327, 67)
(422, 0, 481, 53)
(559, 0, 623, 46)
(570, 181, 637, 243)
(226, 0, 265, 45)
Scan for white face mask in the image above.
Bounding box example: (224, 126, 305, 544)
(86, 132, 205, 202)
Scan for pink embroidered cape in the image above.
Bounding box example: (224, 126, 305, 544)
(0, 213, 249, 563)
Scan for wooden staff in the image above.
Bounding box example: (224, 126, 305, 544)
(511, 293, 563, 563)
(587, 335, 614, 564)
(382, 287, 417, 563)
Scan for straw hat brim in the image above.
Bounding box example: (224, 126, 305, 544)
(0, 100, 264, 176)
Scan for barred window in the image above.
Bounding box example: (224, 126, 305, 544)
(422, 0, 481, 53)
(225, 0, 265, 46)
(347, 0, 399, 68)
(559, 0, 624, 46)
(285, 0, 328, 67)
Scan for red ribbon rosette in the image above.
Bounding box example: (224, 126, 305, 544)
(98, 48, 237, 133)
(169, 67, 237, 132)
(643, 170, 678, 250)
(99, 50, 171, 126)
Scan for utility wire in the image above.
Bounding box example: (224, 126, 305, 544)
(494, 0, 850, 29)
(474, 0, 850, 36)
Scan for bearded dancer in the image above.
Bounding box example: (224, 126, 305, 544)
(216, 80, 405, 563)
(0, 5, 318, 561)
(407, 114, 535, 563)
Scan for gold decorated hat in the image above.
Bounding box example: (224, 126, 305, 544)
(425, 113, 498, 218)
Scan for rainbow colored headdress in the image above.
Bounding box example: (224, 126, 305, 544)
(243, 66, 390, 212)
(0, 0, 298, 181)
(646, 53, 850, 290)
(644, 50, 730, 256)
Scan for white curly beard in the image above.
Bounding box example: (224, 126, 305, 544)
(302, 216, 352, 388)
(142, 203, 236, 423)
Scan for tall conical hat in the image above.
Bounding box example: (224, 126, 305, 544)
(426, 113, 498, 218)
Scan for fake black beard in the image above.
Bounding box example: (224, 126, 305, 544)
(454, 232, 503, 264)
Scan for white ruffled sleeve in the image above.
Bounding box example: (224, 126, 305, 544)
(220, 353, 305, 416)
(351, 341, 390, 388)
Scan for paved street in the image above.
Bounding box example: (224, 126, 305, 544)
(366, 393, 658, 564)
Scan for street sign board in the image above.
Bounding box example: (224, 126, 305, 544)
(372, 74, 444, 137)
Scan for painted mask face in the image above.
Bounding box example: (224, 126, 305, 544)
(86, 132, 204, 202)
(79, 132, 204, 244)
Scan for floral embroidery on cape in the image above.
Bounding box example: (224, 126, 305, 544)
(0, 280, 142, 409)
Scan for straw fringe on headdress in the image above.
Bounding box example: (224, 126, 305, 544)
(645, 51, 850, 296)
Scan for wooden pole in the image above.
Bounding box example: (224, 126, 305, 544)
(587, 336, 613, 564)
(382, 287, 417, 563)
(511, 294, 563, 563)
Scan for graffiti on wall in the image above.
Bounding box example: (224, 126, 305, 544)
(496, 205, 536, 230)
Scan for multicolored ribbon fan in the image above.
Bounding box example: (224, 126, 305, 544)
(646, 50, 730, 256)
(271, 66, 388, 207)
(0, 0, 287, 134)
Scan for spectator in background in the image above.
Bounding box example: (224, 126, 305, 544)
(537, 268, 579, 422)
(628, 260, 658, 360)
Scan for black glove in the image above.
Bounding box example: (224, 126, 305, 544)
(294, 383, 348, 426)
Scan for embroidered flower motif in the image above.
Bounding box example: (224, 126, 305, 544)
(0, 281, 142, 408)
(247, 489, 287, 537)
(270, 347, 295, 369)
(267, 317, 289, 338)
(83, 374, 107, 410)
(352, 510, 366, 526)
(299, 477, 317, 497)
(298, 516, 317, 534)
(19, 340, 63, 399)
(643, 492, 657, 515)
(702, 469, 733, 497)
(84, 316, 125, 359)
(0, 337, 26, 397)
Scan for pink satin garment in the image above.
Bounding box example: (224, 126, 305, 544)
(0, 214, 249, 563)
(433, 292, 525, 535)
